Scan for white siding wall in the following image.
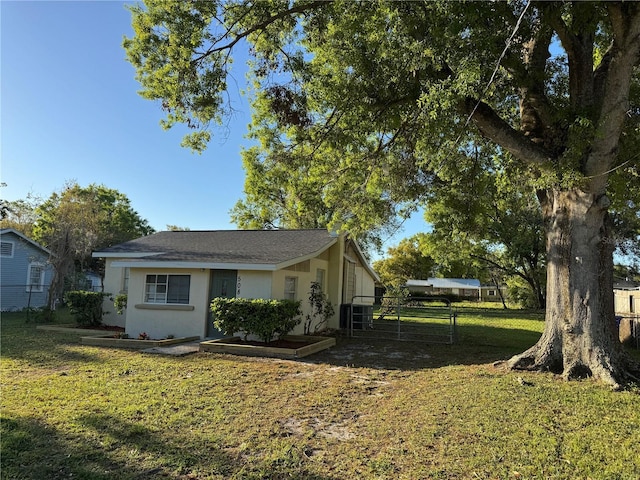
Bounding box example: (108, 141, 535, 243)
(355, 265, 375, 305)
(615, 289, 639, 314)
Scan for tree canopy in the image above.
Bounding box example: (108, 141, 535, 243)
(125, 1, 640, 386)
(30, 183, 154, 307)
(372, 235, 435, 288)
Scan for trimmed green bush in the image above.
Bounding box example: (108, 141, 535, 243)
(64, 291, 109, 326)
(210, 298, 301, 343)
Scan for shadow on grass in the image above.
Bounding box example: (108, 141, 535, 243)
(303, 322, 543, 371)
(1, 413, 337, 480)
(1, 327, 103, 368)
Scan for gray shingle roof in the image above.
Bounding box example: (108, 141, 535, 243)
(94, 229, 338, 266)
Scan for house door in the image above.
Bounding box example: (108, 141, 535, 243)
(207, 270, 238, 338)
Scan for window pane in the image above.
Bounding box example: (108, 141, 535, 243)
(316, 269, 325, 291)
(30, 266, 43, 285)
(123, 268, 130, 293)
(26, 264, 44, 292)
(284, 277, 297, 301)
(167, 275, 190, 304)
(145, 276, 164, 303)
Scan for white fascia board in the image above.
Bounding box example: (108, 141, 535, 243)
(110, 260, 278, 271)
(274, 237, 338, 270)
(92, 252, 163, 258)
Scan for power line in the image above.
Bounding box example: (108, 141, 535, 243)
(456, 0, 532, 143)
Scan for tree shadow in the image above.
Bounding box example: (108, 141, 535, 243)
(302, 323, 543, 371)
(1, 326, 102, 368)
(0, 413, 339, 480)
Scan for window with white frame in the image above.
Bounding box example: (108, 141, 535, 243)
(1, 241, 14, 257)
(26, 263, 45, 292)
(144, 274, 190, 304)
(316, 268, 326, 292)
(284, 276, 297, 301)
(122, 267, 130, 293)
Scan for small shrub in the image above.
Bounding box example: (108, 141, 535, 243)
(23, 306, 56, 324)
(211, 298, 301, 343)
(113, 294, 127, 315)
(379, 286, 410, 318)
(64, 291, 109, 327)
(304, 282, 335, 334)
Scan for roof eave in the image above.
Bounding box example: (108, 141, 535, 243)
(111, 260, 278, 271)
(1, 228, 53, 256)
(93, 252, 163, 258)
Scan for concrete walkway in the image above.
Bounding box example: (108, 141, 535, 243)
(142, 341, 201, 356)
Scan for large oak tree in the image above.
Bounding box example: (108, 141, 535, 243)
(125, 1, 640, 387)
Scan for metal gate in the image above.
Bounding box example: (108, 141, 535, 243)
(345, 296, 457, 344)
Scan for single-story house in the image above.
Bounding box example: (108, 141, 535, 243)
(405, 278, 481, 300)
(614, 285, 639, 316)
(614, 284, 639, 347)
(1, 228, 54, 311)
(480, 283, 508, 303)
(93, 229, 378, 339)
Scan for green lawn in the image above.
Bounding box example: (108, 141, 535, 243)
(2, 308, 639, 479)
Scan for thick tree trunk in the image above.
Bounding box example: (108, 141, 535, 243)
(507, 189, 640, 388)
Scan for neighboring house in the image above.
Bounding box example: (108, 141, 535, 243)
(0, 228, 54, 311)
(614, 283, 640, 347)
(614, 284, 639, 316)
(405, 278, 481, 301)
(93, 229, 378, 339)
(480, 283, 508, 303)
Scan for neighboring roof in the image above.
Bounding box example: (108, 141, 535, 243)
(406, 278, 481, 289)
(0, 228, 52, 256)
(93, 229, 340, 270)
(614, 278, 640, 290)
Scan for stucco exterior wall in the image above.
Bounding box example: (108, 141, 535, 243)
(98, 234, 378, 339)
(101, 259, 126, 327)
(237, 270, 272, 299)
(125, 268, 210, 339)
(267, 255, 341, 334)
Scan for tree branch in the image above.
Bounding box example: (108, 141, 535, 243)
(587, 3, 640, 183)
(464, 98, 551, 165)
(193, 1, 327, 64)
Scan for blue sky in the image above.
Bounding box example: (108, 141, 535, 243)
(1, 0, 425, 254)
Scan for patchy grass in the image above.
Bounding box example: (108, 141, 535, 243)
(1, 309, 639, 479)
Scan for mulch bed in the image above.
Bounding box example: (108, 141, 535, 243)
(74, 324, 125, 332)
(225, 338, 316, 349)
